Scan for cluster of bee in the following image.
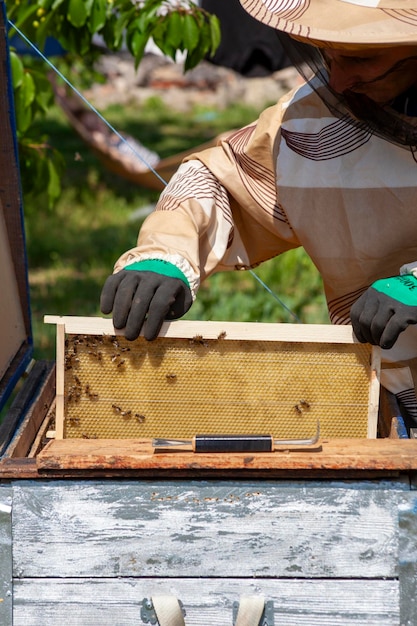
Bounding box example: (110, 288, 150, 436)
(189, 331, 227, 348)
(85, 384, 99, 400)
(67, 374, 100, 404)
(67, 374, 83, 403)
(112, 404, 146, 423)
(109, 337, 131, 368)
(64, 339, 80, 371)
(66, 334, 132, 368)
(294, 399, 311, 415)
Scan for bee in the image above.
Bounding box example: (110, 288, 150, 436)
(82, 432, 97, 439)
(67, 417, 80, 425)
(85, 384, 98, 400)
(299, 399, 310, 409)
(217, 331, 227, 341)
(117, 359, 126, 368)
(166, 373, 177, 381)
(190, 334, 208, 347)
(112, 404, 122, 413)
(294, 404, 302, 415)
(74, 375, 81, 386)
(121, 410, 132, 418)
(111, 353, 120, 362)
(135, 413, 146, 423)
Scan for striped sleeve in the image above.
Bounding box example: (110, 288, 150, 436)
(114, 102, 300, 293)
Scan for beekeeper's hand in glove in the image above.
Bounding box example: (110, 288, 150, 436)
(100, 261, 192, 341)
(350, 273, 417, 349)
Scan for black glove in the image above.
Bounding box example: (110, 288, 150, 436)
(100, 269, 192, 341)
(350, 274, 417, 349)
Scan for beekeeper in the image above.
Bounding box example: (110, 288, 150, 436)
(101, 0, 417, 423)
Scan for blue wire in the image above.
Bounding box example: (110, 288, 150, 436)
(248, 270, 301, 323)
(9, 19, 301, 323)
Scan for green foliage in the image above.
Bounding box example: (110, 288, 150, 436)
(9, 51, 65, 207)
(5, 0, 220, 205)
(7, 0, 220, 67)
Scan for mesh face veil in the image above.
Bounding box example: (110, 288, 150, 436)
(277, 32, 417, 153)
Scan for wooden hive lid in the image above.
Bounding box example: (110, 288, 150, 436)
(0, 0, 33, 413)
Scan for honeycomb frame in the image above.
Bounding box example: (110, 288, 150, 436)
(44, 317, 381, 440)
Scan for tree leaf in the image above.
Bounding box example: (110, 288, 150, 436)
(67, 0, 88, 27)
(13, 88, 33, 134)
(50, 0, 67, 11)
(32, 71, 55, 113)
(89, 0, 108, 33)
(209, 14, 221, 56)
(128, 28, 149, 60)
(20, 71, 36, 108)
(47, 156, 62, 205)
(183, 33, 212, 71)
(165, 11, 183, 50)
(111, 8, 136, 48)
(9, 52, 24, 89)
(182, 12, 200, 53)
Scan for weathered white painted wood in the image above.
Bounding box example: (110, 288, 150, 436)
(11, 480, 410, 579)
(44, 315, 361, 343)
(398, 493, 417, 626)
(12, 577, 400, 626)
(0, 487, 12, 626)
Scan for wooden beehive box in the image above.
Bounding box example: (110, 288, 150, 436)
(1, 1, 417, 623)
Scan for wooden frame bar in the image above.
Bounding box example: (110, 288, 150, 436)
(45, 315, 363, 343)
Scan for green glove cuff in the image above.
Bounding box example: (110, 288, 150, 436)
(372, 274, 417, 306)
(124, 259, 190, 288)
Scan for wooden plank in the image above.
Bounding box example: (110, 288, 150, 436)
(6, 361, 55, 459)
(37, 437, 417, 472)
(44, 316, 363, 343)
(0, 360, 53, 458)
(398, 493, 417, 626)
(11, 480, 409, 579)
(0, 487, 12, 626)
(28, 399, 56, 458)
(12, 578, 399, 626)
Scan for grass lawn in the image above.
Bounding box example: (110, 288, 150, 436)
(25, 95, 328, 362)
